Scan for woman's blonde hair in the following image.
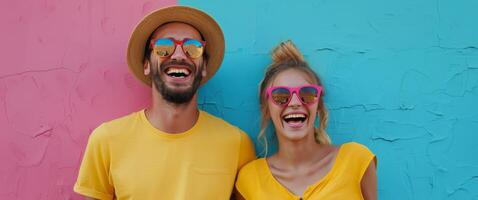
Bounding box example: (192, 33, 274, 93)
(258, 40, 331, 156)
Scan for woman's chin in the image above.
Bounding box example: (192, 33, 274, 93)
(277, 129, 310, 142)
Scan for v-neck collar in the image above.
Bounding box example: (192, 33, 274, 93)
(260, 144, 346, 199)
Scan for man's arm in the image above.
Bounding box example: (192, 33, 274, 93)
(74, 124, 115, 199)
(232, 131, 256, 200)
(237, 130, 256, 169)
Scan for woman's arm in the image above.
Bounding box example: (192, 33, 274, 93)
(361, 158, 377, 200)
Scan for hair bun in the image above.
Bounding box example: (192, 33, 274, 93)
(271, 40, 305, 63)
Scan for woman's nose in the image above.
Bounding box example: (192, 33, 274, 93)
(287, 93, 302, 106)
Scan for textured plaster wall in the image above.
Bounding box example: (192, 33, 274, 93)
(1, 0, 477, 199)
(0, 0, 175, 199)
(184, 0, 478, 199)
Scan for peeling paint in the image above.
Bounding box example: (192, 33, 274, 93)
(32, 125, 53, 138)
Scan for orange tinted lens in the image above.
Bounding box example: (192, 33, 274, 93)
(271, 88, 291, 105)
(153, 39, 175, 57)
(299, 87, 318, 104)
(183, 39, 204, 58)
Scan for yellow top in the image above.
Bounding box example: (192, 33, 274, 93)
(74, 110, 256, 200)
(235, 142, 376, 200)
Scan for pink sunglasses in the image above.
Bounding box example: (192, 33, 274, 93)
(266, 85, 322, 106)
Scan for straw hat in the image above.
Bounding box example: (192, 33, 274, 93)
(127, 6, 225, 86)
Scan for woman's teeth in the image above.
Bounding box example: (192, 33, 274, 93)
(283, 113, 307, 123)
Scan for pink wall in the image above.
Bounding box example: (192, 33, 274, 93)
(0, 0, 176, 199)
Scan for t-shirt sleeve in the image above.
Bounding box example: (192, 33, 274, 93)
(73, 124, 114, 200)
(350, 142, 377, 182)
(235, 161, 257, 199)
(237, 130, 257, 169)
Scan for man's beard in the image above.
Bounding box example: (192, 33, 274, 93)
(150, 60, 203, 105)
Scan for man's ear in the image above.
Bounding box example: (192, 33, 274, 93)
(201, 59, 207, 78)
(144, 58, 151, 76)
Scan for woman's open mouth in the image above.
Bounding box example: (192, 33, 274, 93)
(282, 113, 308, 128)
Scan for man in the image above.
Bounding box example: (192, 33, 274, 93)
(74, 6, 256, 200)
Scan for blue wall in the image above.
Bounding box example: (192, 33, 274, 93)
(181, 0, 478, 199)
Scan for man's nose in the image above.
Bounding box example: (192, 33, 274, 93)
(170, 44, 188, 61)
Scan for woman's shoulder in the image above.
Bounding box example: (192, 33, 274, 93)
(236, 158, 268, 197)
(340, 142, 374, 156)
(338, 142, 377, 174)
(238, 158, 266, 178)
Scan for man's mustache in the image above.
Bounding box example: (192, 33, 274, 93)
(160, 60, 195, 71)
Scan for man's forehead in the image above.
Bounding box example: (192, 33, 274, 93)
(151, 22, 202, 40)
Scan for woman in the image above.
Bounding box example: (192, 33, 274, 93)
(235, 41, 377, 200)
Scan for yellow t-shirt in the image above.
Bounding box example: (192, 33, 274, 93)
(235, 142, 376, 200)
(74, 109, 256, 200)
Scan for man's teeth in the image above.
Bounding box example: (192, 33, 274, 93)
(284, 113, 306, 119)
(166, 68, 190, 75)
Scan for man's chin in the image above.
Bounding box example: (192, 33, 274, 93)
(163, 82, 194, 91)
(161, 72, 195, 85)
(153, 82, 195, 104)
(151, 69, 203, 104)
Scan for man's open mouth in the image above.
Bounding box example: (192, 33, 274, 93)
(164, 67, 191, 79)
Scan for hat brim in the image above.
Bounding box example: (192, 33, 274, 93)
(127, 6, 225, 86)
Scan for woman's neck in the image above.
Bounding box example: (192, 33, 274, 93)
(272, 132, 328, 169)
